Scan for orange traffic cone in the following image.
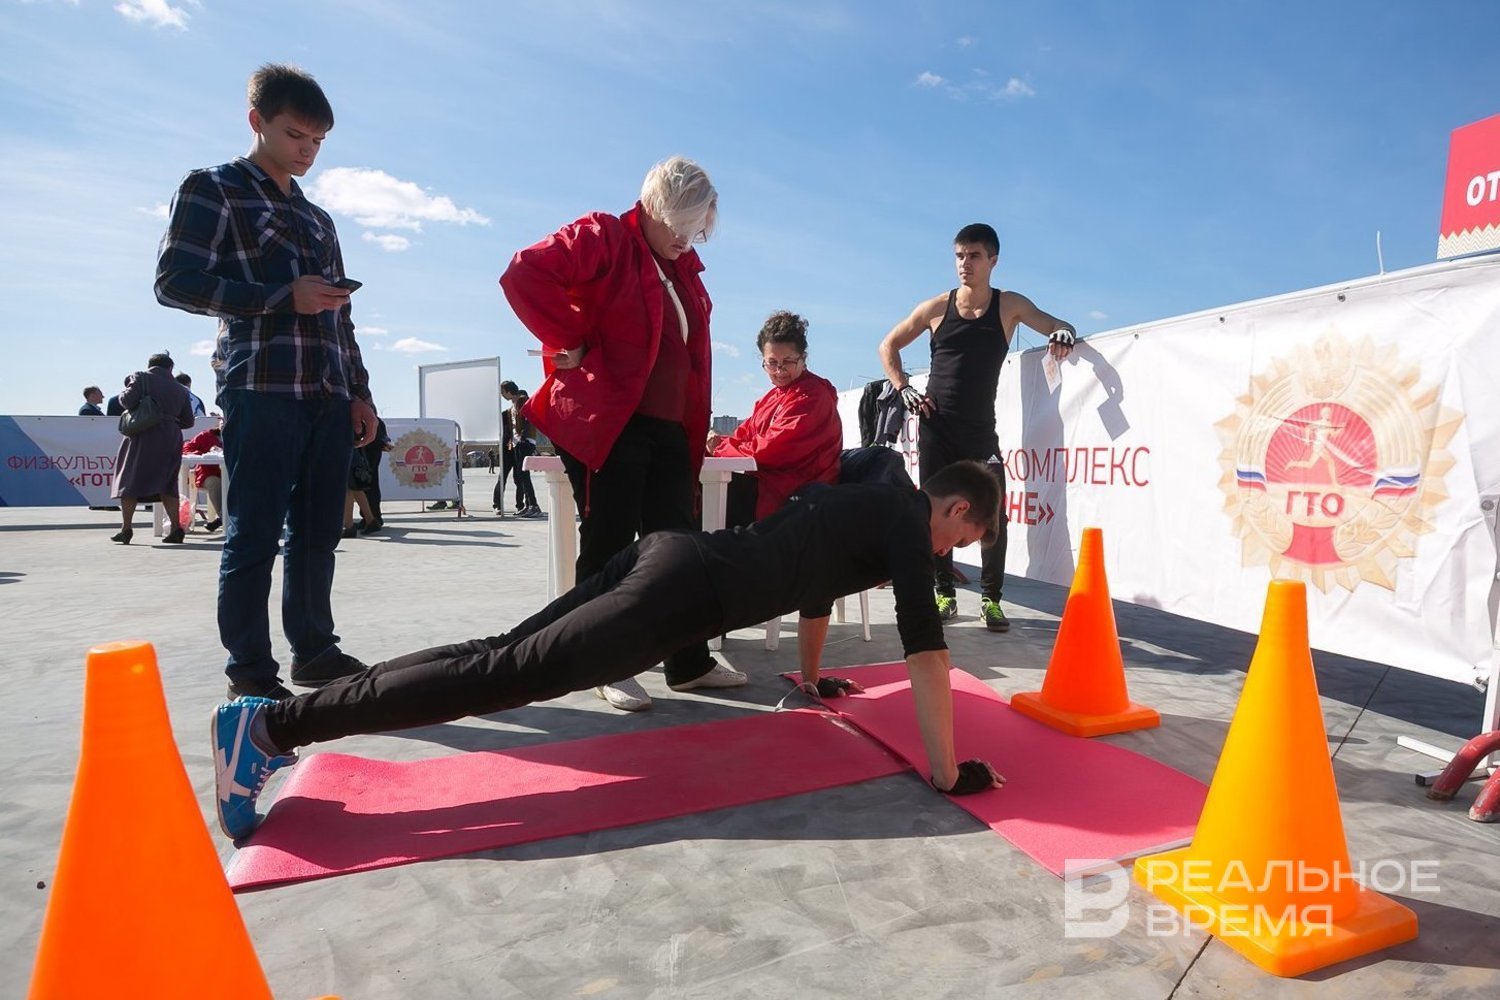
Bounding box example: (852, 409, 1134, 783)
(29, 642, 273, 999)
(1009, 527, 1159, 737)
(1133, 581, 1417, 977)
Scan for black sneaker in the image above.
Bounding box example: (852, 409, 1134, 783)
(935, 593, 958, 621)
(290, 650, 369, 688)
(227, 678, 295, 701)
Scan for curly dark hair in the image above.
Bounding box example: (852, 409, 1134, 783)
(755, 310, 809, 355)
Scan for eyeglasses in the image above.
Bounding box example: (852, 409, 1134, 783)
(761, 355, 804, 372)
(668, 223, 708, 245)
(662, 210, 710, 245)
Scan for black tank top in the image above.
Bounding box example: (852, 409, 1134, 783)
(927, 288, 1007, 441)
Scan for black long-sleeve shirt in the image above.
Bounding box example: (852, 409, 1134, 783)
(692, 484, 944, 656)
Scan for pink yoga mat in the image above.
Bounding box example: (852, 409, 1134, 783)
(798, 662, 1207, 876)
(226, 710, 907, 891)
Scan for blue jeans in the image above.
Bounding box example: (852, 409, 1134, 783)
(219, 389, 353, 687)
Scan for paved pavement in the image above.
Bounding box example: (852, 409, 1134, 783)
(4, 470, 1498, 998)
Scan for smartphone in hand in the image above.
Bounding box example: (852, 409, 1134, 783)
(332, 277, 363, 291)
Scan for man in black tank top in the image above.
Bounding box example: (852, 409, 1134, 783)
(877, 223, 1076, 633)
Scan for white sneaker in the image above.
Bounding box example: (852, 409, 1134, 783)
(668, 662, 749, 692)
(595, 676, 652, 712)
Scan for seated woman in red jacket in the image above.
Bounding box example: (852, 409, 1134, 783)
(709, 311, 842, 526)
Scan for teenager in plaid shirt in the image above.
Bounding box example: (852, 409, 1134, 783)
(156, 64, 378, 701)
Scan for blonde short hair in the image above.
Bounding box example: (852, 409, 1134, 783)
(640, 156, 718, 242)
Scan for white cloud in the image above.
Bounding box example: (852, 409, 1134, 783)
(918, 70, 1036, 102)
(360, 325, 390, 337)
(114, 0, 190, 30)
(137, 203, 169, 220)
(1089, 310, 1108, 321)
(389, 336, 446, 353)
(1001, 77, 1036, 99)
(711, 340, 741, 358)
(190, 339, 215, 356)
(956, 36, 975, 48)
(307, 167, 489, 232)
(362, 232, 412, 252)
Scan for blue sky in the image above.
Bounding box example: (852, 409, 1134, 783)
(2, 1, 1494, 422)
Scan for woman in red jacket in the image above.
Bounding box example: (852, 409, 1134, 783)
(709, 311, 842, 526)
(499, 157, 746, 712)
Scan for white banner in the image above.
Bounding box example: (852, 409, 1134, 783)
(842, 255, 1500, 687)
(0, 415, 216, 507)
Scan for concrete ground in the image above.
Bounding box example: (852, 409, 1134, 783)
(4, 469, 1498, 999)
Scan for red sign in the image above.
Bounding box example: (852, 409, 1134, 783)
(1437, 113, 1500, 258)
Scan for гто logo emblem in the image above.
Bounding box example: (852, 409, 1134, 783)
(390, 429, 452, 489)
(1216, 331, 1461, 592)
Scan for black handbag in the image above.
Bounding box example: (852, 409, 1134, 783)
(117, 372, 165, 437)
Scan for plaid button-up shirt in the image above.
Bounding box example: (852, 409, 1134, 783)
(154, 157, 372, 405)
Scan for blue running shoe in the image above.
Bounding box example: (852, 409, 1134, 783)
(212, 697, 297, 840)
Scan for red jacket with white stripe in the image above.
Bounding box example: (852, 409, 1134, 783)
(500, 203, 712, 475)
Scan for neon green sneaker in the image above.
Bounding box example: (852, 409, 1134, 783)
(935, 593, 958, 622)
(980, 597, 1010, 633)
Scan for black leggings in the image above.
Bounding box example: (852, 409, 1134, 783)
(266, 534, 725, 750)
(918, 426, 1007, 601)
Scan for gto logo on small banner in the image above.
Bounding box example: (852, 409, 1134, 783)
(1216, 332, 1462, 593)
(1437, 113, 1500, 258)
(390, 428, 453, 489)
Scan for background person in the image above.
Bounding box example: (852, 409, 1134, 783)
(491, 407, 514, 514)
(154, 63, 377, 700)
(110, 353, 196, 544)
(502, 380, 541, 517)
(343, 416, 390, 537)
(176, 371, 207, 417)
(357, 417, 392, 534)
(878, 223, 1075, 633)
(708, 310, 841, 528)
(182, 414, 226, 532)
(500, 156, 745, 712)
(78, 386, 105, 416)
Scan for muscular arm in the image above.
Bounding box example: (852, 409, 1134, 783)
(907, 650, 959, 789)
(1002, 291, 1076, 358)
(878, 294, 946, 388)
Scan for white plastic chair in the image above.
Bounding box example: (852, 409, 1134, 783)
(764, 592, 871, 650)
